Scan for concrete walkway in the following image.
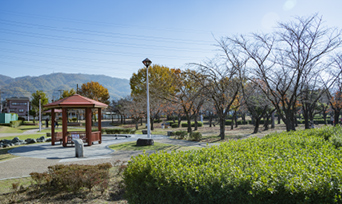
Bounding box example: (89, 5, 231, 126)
(0, 132, 216, 180)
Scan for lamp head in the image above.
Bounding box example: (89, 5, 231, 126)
(142, 58, 152, 68)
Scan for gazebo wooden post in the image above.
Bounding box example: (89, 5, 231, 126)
(51, 108, 55, 145)
(98, 108, 102, 144)
(62, 108, 68, 147)
(85, 107, 92, 146)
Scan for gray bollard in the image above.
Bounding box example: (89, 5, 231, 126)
(72, 139, 84, 158)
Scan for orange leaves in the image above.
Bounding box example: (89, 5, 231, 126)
(79, 81, 110, 104)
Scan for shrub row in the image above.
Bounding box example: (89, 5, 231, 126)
(124, 126, 342, 203)
(181, 122, 203, 127)
(154, 119, 162, 123)
(103, 128, 136, 134)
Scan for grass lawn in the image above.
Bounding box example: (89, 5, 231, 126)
(0, 126, 24, 134)
(0, 177, 32, 194)
(0, 146, 19, 161)
(109, 141, 200, 152)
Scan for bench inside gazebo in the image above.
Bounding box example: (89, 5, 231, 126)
(44, 94, 108, 147)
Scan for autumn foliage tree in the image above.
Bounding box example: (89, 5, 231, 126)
(79, 81, 110, 104)
(130, 64, 177, 130)
(61, 88, 76, 99)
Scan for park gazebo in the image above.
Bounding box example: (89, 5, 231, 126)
(44, 94, 108, 147)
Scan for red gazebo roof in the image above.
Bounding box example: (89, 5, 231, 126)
(44, 94, 108, 109)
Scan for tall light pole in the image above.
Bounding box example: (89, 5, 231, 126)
(39, 95, 41, 132)
(142, 58, 152, 139)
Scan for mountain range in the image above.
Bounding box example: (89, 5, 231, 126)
(0, 73, 131, 101)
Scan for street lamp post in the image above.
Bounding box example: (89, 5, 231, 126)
(142, 58, 152, 139)
(39, 95, 41, 132)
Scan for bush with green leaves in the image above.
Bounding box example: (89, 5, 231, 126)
(181, 122, 203, 127)
(154, 119, 162, 123)
(171, 123, 179, 128)
(189, 132, 202, 141)
(124, 126, 342, 203)
(103, 128, 136, 134)
(173, 130, 187, 139)
(10, 120, 21, 128)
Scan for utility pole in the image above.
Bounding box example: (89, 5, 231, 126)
(0, 90, 3, 113)
(39, 95, 41, 132)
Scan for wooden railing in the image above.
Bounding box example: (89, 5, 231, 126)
(52, 131, 101, 146)
(90, 131, 101, 142)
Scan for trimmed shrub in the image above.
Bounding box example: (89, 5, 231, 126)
(18, 117, 25, 122)
(189, 132, 202, 141)
(225, 120, 247, 125)
(154, 119, 162, 123)
(104, 128, 136, 134)
(171, 123, 179, 128)
(181, 122, 203, 127)
(124, 126, 342, 204)
(10, 120, 21, 128)
(174, 130, 187, 139)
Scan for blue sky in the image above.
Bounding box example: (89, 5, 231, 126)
(0, 0, 341, 80)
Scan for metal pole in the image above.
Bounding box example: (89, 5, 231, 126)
(27, 100, 30, 122)
(146, 67, 151, 139)
(39, 96, 41, 131)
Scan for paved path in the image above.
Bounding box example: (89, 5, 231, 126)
(0, 132, 216, 180)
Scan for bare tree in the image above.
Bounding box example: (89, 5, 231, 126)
(194, 40, 246, 139)
(232, 14, 341, 131)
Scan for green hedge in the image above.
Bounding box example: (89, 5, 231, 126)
(181, 122, 203, 127)
(103, 128, 136, 134)
(10, 120, 22, 128)
(154, 119, 162, 123)
(124, 126, 342, 203)
(225, 120, 249, 125)
(174, 130, 187, 139)
(189, 132, 202, 141)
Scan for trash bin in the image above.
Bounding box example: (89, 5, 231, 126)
(72, 139, 84, 158)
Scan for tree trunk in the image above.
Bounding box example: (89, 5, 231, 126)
(271, 112, 275, 128)
(253, 118, 260, 133)
(194, 114, 198, 131)
(135, 119, 139, 130)
(303, 108, 310, 129)
(334, 110, 340, 126)
(230, 117, 234, 130)
(278, 114, 281, 124)
(150, 117, 154, 130)
(242, 113, 246, 124)
(264, 115, 270, 131)
(219, 116, 225, 140)
(186, 115, 192, 134)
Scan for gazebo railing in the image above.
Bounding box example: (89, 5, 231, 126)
(90, 131, 101, 144)
(52, 131, 101, 146)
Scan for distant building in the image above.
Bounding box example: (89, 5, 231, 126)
(4, 97, 30, 118)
